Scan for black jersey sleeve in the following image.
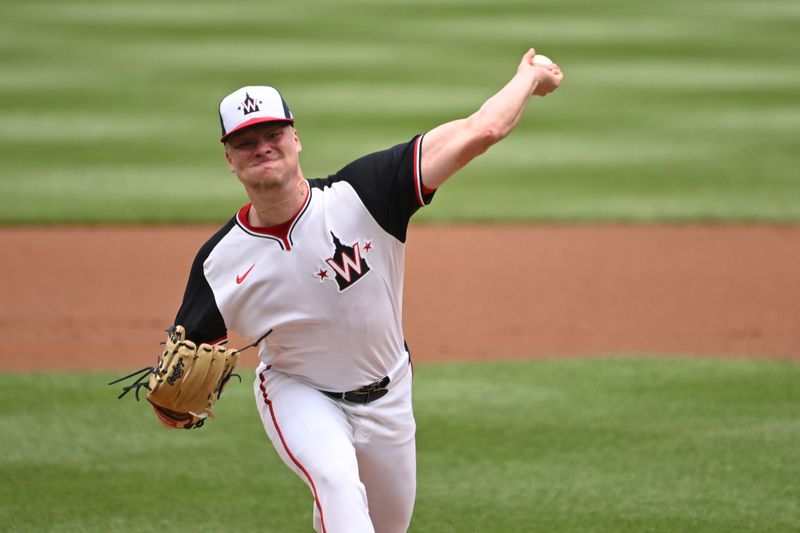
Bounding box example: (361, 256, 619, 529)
(173, 220, 232, 345)
(310, 134, 435, 243)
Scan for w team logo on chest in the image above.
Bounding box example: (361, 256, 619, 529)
(315, 231, 373, 291)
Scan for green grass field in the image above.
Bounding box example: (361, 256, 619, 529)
(2, 0, 799, 223)
(1, 358, 798, 532)
(2, 1, 798, 530)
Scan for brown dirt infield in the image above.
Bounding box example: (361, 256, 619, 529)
(0, 224, 797, 372)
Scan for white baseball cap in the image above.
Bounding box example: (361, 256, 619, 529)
(218, 86, 294, 142)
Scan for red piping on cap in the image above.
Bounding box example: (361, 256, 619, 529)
(221, 116, 295, 142)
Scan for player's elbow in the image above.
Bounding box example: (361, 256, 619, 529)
(466, 117, 509, 152)
(465, 126, 505, 159)
(486, 125, 511, 146)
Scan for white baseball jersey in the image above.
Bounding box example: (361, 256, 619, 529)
(175, 135, 433, 392)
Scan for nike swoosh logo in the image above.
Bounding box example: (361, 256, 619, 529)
(236, 264, 255, 285)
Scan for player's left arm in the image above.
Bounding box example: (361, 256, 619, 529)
(421, 48, 563, 191)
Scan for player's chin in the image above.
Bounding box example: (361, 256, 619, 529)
(246, 173, 285, 192)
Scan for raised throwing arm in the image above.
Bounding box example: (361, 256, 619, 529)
(421, 48, 563, 190)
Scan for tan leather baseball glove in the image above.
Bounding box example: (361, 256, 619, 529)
(109, 325, 240, 429)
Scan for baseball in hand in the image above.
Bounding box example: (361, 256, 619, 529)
(532, 54, 553, 66)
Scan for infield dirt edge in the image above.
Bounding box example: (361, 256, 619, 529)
(0, 223, 797, 371)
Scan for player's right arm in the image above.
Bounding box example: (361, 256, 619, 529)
(420, 48, 563, 191)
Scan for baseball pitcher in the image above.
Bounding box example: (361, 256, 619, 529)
(120, 49, 561, 532)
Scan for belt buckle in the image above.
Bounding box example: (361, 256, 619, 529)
(351, 376, 390, 404)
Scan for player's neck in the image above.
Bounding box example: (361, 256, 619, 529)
(248, 177, 308, 228)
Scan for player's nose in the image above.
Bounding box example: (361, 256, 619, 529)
(253, 135, 273, 154)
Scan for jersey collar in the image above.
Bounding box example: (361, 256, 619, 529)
(235, 180, 311, 251)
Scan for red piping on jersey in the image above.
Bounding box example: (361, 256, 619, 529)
(259, 370, 328, 533)
(413, 135, 425, 206)
(413, 134, 436, 204)
(210, 335, 228, 346)
(236, 181, 311, 250)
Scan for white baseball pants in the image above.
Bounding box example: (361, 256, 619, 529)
(254, 360, 416, 533)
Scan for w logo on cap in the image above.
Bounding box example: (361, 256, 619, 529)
(240, 93, 261, 115)
(219, 86, 294, 142)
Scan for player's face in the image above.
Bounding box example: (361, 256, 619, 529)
(225, 122, 302, 192)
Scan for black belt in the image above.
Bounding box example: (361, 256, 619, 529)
(321, 376, 391, 404)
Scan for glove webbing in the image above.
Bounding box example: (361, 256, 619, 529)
(108, 328, 272, 402)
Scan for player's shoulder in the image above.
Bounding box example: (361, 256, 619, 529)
(193, 215, 238, 264)
(314, 135, 422, 186)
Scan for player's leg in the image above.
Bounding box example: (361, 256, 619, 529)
(352, 362, 417, 533)
(254, 364, 375, 533)
(356, 433, 416, 533)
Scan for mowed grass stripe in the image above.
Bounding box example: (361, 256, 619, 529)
(2, 0, 799, 223)
(0, 357, 798, 532)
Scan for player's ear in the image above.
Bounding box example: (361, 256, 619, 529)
(292, 127, 302, 153)
(224, 145, 235, 172)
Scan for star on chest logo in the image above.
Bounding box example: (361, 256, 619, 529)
(316, 232, 373, 291)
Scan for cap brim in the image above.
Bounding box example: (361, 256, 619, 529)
(220, 117, 295, 142)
